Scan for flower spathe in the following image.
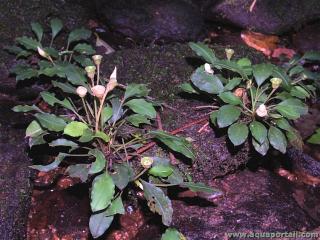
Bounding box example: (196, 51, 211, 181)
(204, 63, 214, 74)
(92, 55, 103, 66)
(225, 48, 235, 61)
(141, 157, 153, 169)
(91, 85, 106, 99)
(85, 65, 96, 80)
(256, 104, 268, 117)
(106, 67, 118, 92)
(270, 77, 282, 89)
(76, 86, 87, 98)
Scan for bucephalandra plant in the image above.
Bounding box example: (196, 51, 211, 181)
(181, 42, 320, 155)
(9, 20, 221, 238)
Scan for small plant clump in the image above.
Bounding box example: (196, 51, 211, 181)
(9, 21, 218, 238)
(181, 43, 320, 155)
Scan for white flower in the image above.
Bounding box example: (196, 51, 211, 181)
(92, 55, 103, 66)
(225, 48, 235, 60)
(76, 86, 87, 98)
(37, 46, 49, 59)
(106, 67, 118, 92)
(140, 157, 153, 169)
(91, 85, 105, 99)
(204, 63, 214, 74)
(256, 104, 268, 117)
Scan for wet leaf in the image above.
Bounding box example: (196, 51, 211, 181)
(31, 22, 43, 42)
(252, 63, 273, 86)
(35, 113, 67, 132)
(249, 121, 267, 144)
(89, 212, 114, 239)
(30, 153, 65, 172)
(191, 67, 224, 94)
(91, 173, 115, 212)
(89, 149, 106, 174)
(124, 84, 150, 101)
(50, 18, 63, 40)
(151, 130, 195, 160)
(141, 180, 173, 226)
(64, 121, 88, 137)
(228, 122, 248, 146)
(268, 126, 287, 153)
(217, 105, 241, 128)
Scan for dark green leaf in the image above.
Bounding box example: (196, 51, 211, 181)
(272, 66, 291, 91)
(125, 99, 156, 119)
(110, 163, 134, 190)
(286, 129, 303, 150)
(151, 130, 195, 160)
(141, 180, 173, 226)
(91, 173, 115, 212)
(252, 138, 269, 156)
(249, 121, 267, 144)
(10, 64, 38, 81)
(73, 55, 94, 67)
(67, 164, 89, 182)
(16, 36, 40, 50)
(12, 104, 41, 113)
(252, 63, 273, 86)
(73, 43, 95, 55)
(40, 91, 74, 110)
(127, 114, 151, 127)
(31, 22, 43, 42)
(52, 81, 76, 94)
(217, 105, 241, 128)
(228, 122, 248, 146)
(35, 113, 67, 132)
(275, 98, 308, 120)
(308, 129, 320, 144)
(89, 149, 106, 174)
(30, 153, 65, 172)
(89, 212, 114, 239)
(274, 118, 292, 131)
(302, 51, 320, 61)
(290, 86, 310, 99)
(50, 18, 63, 40)
(101, 106, 113, 126)
(214, 59, 248, 80)
(43, 47, 59, 58)
(110, 98, 123, 123)
(189, 42, 217, 63)
(68, 27, 91, 45)
(224, 78, 241, 91)
(64, 64, 88, 85)
(167, 168, 184, 184)
(218, 91, 242, 105)
(268, 126, 287, 153)
(28, 133, 46, 147)
(191, 67, 224, 94)
(124, 84, 150, 100)
(209, 111, 218, 126)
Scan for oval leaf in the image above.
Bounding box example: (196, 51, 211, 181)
(64, 121, 88, 137)
(228, 123, 248, 146)
(268, 126, 287, 154)
(249, 121, 267, 144)
(217, 105, 241, 128)
(91, 173, 115, 212)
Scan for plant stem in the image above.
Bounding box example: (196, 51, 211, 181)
(134, 168, 148, 181)
(81, 98, 92, 125)
(97, 65, 100, 85)
(154, 183, 179, 187)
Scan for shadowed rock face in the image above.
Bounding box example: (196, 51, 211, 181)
(203, 0, 320, 34)
(95, 0, 204, 43)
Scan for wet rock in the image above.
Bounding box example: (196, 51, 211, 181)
(172, 169, 319, 240)
(293, 22, 320, 52)
(204, 0, 320, 34)
(95, 0, 204, 43)
(0, 97, 32, 239)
